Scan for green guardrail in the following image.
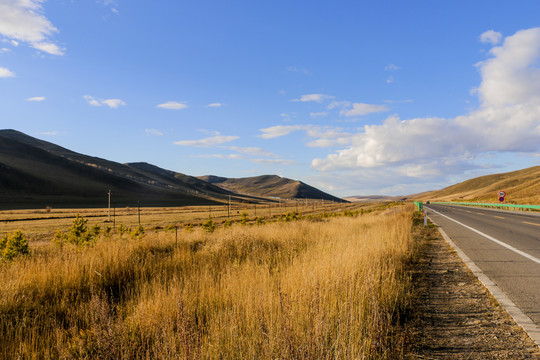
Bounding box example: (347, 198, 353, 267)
(428, 201, 540, 212)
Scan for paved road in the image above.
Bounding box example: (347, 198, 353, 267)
(425, 204, 540, 326)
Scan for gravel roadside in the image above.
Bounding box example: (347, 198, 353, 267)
(410, 223, 540, 359)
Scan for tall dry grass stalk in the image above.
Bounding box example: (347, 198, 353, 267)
(0, 205, 416, 359)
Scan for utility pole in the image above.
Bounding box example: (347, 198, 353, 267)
(138, 201, 141, 227)
(108, 190, 111, 222)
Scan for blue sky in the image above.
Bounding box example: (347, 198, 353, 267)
(1, 1, 540, 197)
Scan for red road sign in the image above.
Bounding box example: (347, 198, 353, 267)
(499, 196, 505, 202)
(498, 191, 506, 198)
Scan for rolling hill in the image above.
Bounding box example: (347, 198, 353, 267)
(0, 130, 344, 209)
(0, 130, 235, 208)
(198, 174, 345, 202)
(418, 166, 540, 204)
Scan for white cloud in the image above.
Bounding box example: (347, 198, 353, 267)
(157, 101, 188, 110)
(174, 134, 239, 147)
(310, 111, 328, 117)
(227, 146, 275, 157)
(0, 0, 64, 55)
(327, 100, 351, 110)
(206, 102, 225, 107)
(383, 99, 413, 104)
(384, 65, 399, 85)
(286, 65, 311, 75)
(83, 95, 126, 108)
(292, 94, 334, 103)
(307, 136, 351, 148)
(311, 28, 540, 188)
(98, 0, 119, 14)
(145, 129, 163, 136)
(480, 30, 502, 45)
(341, 103, 389, 117)
(101, 99, 126, 108)
(0, 66, 15, 77)
(27, 96, 45, 101)
(476, 28, 540, 107)
(83, 95, 101, 107)
(32, 41, 62, 55)
(258, 125, 309, 139)
(252, 158, 296, 166)
(193, 154, 243, 160)
(258, 124, 351, 148)
(0, 47, 10, 53)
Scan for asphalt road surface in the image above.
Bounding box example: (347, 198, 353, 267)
(425, 204, 540, 327)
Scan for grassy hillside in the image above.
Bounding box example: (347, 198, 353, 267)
(199, 174, 345, 202)
(418, 166, 540, 204)
(0, 130, 228, 208)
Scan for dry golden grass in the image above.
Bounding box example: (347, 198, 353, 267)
(418, 165, 540, 204)
(0, 204, 416, 359)
(0, 202, 361, 242)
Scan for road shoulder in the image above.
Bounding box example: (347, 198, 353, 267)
(410, 222, 540, 359)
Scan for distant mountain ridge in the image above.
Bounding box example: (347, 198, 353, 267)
(198, 174, 345, 202)
(0, 130, 343, 209)
(344, 195, 405, 202)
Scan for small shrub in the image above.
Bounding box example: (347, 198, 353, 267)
(202, 217, 216, 233)
(285, 211, 299, 222)
(0, 230, 30, 260)
(117, 224, 130, 235)
(131, 225, 145, 239)
(52, 214, 98, 247)
(91, 224, 101, 237)
(343, 209, 357, 217)
(239, 211, 249, 225)
(223, 219, 233, 229)
(184, 224, 193, 232)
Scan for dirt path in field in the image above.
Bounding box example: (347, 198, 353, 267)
(410, 225, 540, 359)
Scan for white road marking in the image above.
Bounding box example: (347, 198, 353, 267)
(428, 208, 540, 265)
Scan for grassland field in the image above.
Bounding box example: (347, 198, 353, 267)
(0, 201, 373, 244)
(0, 201, 420, 359)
